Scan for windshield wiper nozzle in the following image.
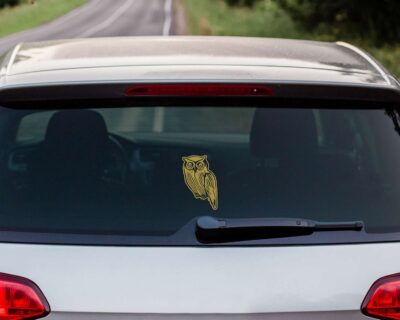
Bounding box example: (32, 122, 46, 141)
(196, 216, 363, 243)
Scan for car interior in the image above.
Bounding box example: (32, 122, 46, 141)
(0, 106, 399, 235)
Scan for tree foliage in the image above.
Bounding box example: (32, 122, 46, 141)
(275, 0, 400, 45)
(225, 0, 260, 7)
(0, 0, 20, 8)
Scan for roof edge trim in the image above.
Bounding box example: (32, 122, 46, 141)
(336, 41, 391, 85)
(5, 43, 22, 77)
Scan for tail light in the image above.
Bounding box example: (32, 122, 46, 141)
(362, 273, 400, 320)
(125, 84, 274, 97)
(0, 273, 50, 320)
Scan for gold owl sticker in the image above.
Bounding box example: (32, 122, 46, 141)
(182, 155, 218, 211)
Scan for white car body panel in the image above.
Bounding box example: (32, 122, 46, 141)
(0, 242, 395, 315)
(45, 311, 365, 320)
(2, 37, 400, 320)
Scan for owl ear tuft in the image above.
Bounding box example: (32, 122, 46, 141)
(182, 157, 187, 162)
(202, 155, 208, 160)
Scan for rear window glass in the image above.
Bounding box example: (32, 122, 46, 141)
(1, 106, 400, 241)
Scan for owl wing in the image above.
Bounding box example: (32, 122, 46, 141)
(204, 171, 218, 211)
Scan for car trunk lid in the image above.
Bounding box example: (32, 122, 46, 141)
(0, 242, 396, 319)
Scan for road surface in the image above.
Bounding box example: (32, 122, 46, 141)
(0, 0, 174, 55)
(0, 0, 195, 134)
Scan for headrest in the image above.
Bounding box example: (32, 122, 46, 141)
(319, 110, 354, 151)
(250, 108, 318, 158)
(45, 110, 108, 148)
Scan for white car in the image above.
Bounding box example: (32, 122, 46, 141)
(0, 37, 400, 320)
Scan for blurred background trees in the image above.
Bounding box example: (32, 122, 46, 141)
(276, 0, 400, 45)
(0, 0, 19, 8)
(225, 0, 260, 7)
(224, 0, 400, 45)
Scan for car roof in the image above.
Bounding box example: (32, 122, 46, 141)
(0, 36, 399, 103)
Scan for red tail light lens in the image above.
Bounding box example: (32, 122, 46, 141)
(0, 273, 50, 320)
(362, 274, 400, 320)
(125, 84, 274, 97)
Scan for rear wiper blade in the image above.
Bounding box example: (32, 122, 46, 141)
(196, 216, 364, 243)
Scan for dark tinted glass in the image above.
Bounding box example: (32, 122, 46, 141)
(0, 106, 399, 236)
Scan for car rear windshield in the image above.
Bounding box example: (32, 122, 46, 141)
(0, 105, 400, 243)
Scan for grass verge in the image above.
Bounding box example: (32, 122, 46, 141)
(182, 0, 400, 78)
(0, 0, 87, 37)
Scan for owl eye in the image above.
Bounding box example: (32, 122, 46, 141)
(196, 162, 205, 169)
(185, 162, 194, 169)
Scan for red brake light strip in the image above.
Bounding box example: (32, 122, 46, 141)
(125, 84, 274, 97)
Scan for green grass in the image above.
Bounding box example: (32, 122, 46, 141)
(0, 0, 87, 37)
(184, 0, 300, 38)
(183, 0, 400, 78)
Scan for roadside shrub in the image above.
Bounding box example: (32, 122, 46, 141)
(225, 0, 261, 7)
(274, 0, 400, 45)
(0, 0, 20, 8)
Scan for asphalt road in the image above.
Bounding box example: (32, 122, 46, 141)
(0, 0, 174, 56)
(0, 0, 187, 134)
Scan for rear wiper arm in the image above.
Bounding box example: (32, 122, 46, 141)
(386, 108, 400, 136)
(196, 216, 364, 243)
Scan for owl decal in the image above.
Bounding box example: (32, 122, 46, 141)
(182, 155, 218, 211)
